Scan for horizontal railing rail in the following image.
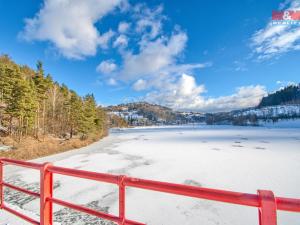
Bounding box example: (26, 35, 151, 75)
(0, 158, 300, 225)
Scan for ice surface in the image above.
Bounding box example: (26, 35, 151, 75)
(1, 125, 300, 225)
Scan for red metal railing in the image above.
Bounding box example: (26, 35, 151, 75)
(1, 158, 300, 225)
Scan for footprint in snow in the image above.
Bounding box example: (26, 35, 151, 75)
(232, 144, 244, 148)
(255, 146, 266, 150)
(80, 159, 89, 163)
(240, 137, 248, 140)
(184, 179, 202, 187)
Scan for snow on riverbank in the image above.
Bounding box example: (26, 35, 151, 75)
(1, 125, 300, 225)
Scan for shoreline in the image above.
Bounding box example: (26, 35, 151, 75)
(3, 134, 120, 176)
(0, 131, 108, 161)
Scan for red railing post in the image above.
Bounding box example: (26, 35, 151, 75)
(257, 190, 277, 225)
(118, 175, 126, 225)
(0, 159, 3, 209)
(40, 162, 53, 225)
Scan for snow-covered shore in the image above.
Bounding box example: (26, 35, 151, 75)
(1, 125, 300, 224)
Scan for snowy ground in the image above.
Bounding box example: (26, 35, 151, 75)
(1, 125, 300, 225)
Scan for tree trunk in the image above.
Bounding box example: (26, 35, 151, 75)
(36, 106, 39, 139)
(43, 99, 46, 136)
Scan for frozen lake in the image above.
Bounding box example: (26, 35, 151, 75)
(1, 125, 300, 224)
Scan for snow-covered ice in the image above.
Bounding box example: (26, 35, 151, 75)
(1, 125, 300, 225)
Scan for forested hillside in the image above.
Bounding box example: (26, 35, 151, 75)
(0, 55, 107, 141)
(106, 102, 205, 125)
(205, 84, 300, 126)
(258, 84, 300, 107)
(106, 102, 179, 125)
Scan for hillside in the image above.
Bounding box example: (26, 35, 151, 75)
(106, 102, 178, 126)
(106, 102, 205, 126)
(206, 84, 300, 126)
(259, 84, 300, 107)
(0, 55, 107, 159)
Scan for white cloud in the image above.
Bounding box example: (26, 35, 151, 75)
(98, 30, 116, 49)
(233, 60, 248, 72)
(167, 63, 212, 72)
(136, 19, 162, 40)
(276, 80, 297, 88)
(107, 4, 212, 88)
(95, 3, 210, 96)
(107, 78, 118, 86)
(96, 4, 213, 112)
(20, 0, 123, 59)
(94, 3, 211, 99)
(96, 60, 117, 74)
(145, 74, 267, 112)
(120, 31, 188, 80)
(133, 79, 147, 91)
(113, 34, 128, 48)
(251, 0, 300, 60)
(134, 4, 165, 40)
(204, 85, 267, 112)
(145, 74, 204, 109)
(118, 21, 130, 33)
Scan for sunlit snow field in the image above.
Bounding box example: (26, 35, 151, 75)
(1, 125, 300, 225)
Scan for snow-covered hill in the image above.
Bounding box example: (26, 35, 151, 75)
(236, 104, 300, 118)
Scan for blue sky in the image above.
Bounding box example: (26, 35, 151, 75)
(0, 0, 299, 112)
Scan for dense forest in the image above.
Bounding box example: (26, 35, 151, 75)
(0, 55, 107, 141)
(259, 84, 300, 107)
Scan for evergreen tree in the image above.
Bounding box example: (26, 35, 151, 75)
(80, 94, 97, 137)
(69, 91, 84, 138)
(259, 84, 300, 107)
(33, 61, 53, 136)
(6, 76, 38, 138)
(0, 54, 107, 141)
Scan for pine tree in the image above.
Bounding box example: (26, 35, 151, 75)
(0, 54, 107, 141)
(95, 106, 107, 136)
(6, 76, 38, 139)
(0, 63, 22, 103)
(80, 94, 97, 137)
(69, 91, 84, 138)
(33, 61, 53, 137)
